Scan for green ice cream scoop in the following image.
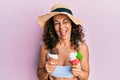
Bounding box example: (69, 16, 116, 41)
(76, 52, 83, 60)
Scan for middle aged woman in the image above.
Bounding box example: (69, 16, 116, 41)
(37, 4, 90, 80)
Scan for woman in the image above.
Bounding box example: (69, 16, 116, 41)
(37, 4, 90, 80)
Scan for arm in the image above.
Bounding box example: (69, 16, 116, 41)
(72, 42, 90, 80)
(37, 44, 49, 80)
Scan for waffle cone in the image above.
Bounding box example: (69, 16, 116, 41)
(49, 57, 57, 63)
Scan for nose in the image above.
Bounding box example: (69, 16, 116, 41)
(59, 23, 64, 29)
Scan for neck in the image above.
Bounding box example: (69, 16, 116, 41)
(59, 39, 71, 47)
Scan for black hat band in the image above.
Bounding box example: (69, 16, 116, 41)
(51, 8, 73, 15)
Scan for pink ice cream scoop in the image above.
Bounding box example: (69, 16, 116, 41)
(70, 58, 80, 65)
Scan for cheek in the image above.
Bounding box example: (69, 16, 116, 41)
(68, 25, 72, 33)
(54, 27, 59, 34)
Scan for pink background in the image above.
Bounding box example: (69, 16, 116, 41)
(0, 0, 120, 80)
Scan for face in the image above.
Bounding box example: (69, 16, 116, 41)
(53, 14, 72, 40)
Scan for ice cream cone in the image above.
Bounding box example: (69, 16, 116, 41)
(49, 57, 58, 63)
(70, 58, 80, 65)
(48, 48, 59, 63)
(69, 52, 82, 65)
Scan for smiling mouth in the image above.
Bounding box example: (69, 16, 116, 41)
(60, 30, 67, 36)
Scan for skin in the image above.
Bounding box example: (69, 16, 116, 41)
(38, 14, 90, 80)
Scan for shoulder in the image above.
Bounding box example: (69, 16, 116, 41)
(79, 42, 89, 55)
(40, 44, 46, 50)
(80, 42, 88, 50)
(40, 44, 48, 55)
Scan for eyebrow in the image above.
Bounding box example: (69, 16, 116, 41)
(63, 18, 69, 21)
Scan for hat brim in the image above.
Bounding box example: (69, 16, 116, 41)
(38, 12, 83, 29)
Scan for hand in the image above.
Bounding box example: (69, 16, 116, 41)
(45, 61, 57, 74)
(72, 65, 81, 77)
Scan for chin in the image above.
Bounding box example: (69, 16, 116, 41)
(60, 36, 69, 40)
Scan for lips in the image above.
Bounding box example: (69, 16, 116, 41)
(60, 30, 67, 36)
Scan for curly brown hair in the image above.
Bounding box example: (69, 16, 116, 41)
(43, 17, 85, 51)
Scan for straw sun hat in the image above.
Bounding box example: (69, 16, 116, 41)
(38, 4, 83, 28)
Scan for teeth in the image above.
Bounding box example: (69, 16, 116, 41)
(61, 31, 66, 33)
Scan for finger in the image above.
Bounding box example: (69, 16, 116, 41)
(72, 65, 81, 70)
(45, 62, 52, 73)
(72, 65, 81, 68)
(72, 71, 78, 76)
(46, 66, 54, 73)
(72, 71, 80, 77)
(46, 65, 56, 74)
(45, 61, 56, 68)
(49, 61, 56, 65)
(72, 68, 81, 72)
(48, 61, 57, 66)
(72, 66, 81, 70)
(47, 67, 56, 74)
(75, 73, 79, 76)
(45, 63, 50, 69)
